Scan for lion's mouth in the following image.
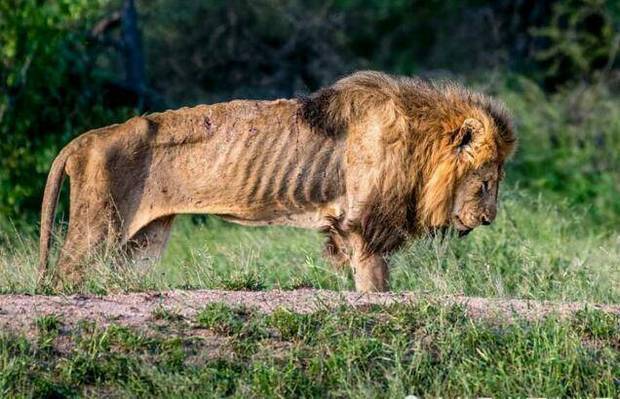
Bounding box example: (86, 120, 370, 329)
(452, 215, 473, 237)
(458, 228, 472, 237)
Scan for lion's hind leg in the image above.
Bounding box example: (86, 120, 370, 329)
(54, 201, 120, 290)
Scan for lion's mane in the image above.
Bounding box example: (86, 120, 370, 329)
(300, 71, 517, 254)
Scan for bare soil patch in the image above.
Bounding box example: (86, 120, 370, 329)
(1, 289, 617, 335)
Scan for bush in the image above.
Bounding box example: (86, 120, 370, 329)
(531, 0, 620, 89)
(500, 76, 620, 226)
(0, 0, 134, 223)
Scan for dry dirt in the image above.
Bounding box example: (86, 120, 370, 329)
(1, 289, 618, 336)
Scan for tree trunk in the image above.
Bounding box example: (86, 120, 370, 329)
(121, 0, 146, 109)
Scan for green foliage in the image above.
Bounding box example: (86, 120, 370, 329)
(141, 0, 500, 103)
(531, 0, 619, 88)
(0, 0, 134, 221)
(501, 77, 620, 225)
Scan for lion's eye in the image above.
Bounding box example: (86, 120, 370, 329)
(479, 180, 490, 195)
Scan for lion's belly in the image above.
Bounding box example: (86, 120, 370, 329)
(215, 198, 345, 229)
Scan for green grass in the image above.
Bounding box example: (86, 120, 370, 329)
(1, 188, 617, 303)
(1, 303, 617, 397)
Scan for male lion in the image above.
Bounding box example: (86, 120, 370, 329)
(39, 71, 516, 292)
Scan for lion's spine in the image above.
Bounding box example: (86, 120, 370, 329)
(38, 146, 69, 282)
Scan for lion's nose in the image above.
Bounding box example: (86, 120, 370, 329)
(481, 215, 492, 225)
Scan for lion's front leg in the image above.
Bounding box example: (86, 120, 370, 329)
(348, 233, 389, 292)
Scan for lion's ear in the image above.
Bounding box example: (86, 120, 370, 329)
(455, 118, 484, 149)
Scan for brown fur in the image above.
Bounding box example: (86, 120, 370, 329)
(39, 71, 516, 292)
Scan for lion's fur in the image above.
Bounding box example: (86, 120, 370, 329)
(39, 70, 516, 291)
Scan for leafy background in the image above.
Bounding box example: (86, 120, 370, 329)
(1, 0, 618, 228)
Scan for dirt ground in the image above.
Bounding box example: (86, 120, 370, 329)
(1, 289, 618, 335)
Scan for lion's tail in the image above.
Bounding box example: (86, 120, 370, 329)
(38, 147, 69, 283)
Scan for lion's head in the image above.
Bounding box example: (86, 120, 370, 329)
(415, 90, 517, 237)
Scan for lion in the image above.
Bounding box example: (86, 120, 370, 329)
(39, 71, 516, 292)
